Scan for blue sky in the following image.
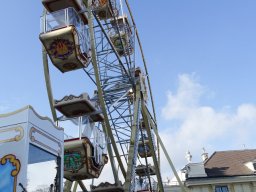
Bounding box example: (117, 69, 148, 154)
(1, 0, 256, 179)
(133, 0, 256, 108)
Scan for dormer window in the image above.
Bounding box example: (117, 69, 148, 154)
(245, 159, 256, 172)
(253, 162, 256, 170)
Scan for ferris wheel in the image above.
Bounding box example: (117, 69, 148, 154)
(39, 0, 186, 191)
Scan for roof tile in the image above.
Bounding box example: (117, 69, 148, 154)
(205, 149, 256, 177)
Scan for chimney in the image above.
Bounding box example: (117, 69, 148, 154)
(201, 148, 208, 162)
(185, 151, 192, 163)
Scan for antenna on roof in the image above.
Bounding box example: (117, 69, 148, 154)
(201, 147, 208, 162)
(185, 150, 192, 163)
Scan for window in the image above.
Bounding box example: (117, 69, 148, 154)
(253, 162, 256, 170)
(27, 144, 61, 192)
(215, 186, 229, 192)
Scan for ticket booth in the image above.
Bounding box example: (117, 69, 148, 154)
(0, 106, 64, 192)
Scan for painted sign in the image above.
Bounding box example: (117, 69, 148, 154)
(49, 39, 74, 60)
(64, 151, 83, 172)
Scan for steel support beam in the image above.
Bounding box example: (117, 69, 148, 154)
(78, 181, 88, 192)
(124, 82, 141, 192)
(145, 107, 189, 192)
(93, 12, 133, 84)
(87, 0, 126, 181)
(64, 180, 73, 192)
(141, 101, 164, 192)
(72, 182, 78, 192)
(42, 46, 57, 122)
(124, 0, 160, 168)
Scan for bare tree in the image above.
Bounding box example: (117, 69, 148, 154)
(32, 185, 50, 192)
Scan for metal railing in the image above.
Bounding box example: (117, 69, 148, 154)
(40, 7, 90, 55)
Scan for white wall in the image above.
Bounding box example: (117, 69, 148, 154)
(164, 182, 255, 192)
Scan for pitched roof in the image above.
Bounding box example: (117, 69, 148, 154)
(204, 149, 256, 177)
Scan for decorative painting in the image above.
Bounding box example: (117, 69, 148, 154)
(64, 151, 83, 172)
(0, 126, 24, 144)
(30, 127, 62, 156)
(0, 154, 21, 192)
(49, 39, 74, 60)
(99, 0, 107, 7)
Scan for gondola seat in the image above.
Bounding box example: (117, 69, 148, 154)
(138, 139, 152, 158)
(136, 164, 156, 177)
(92, 0, 114, 20)
(54, 93, 104, 121)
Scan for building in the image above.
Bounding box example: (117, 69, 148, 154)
(164, 149, 256, 192)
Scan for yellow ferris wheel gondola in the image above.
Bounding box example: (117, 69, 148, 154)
(40, 7, 91, 73)
(92, 0, 115, 20)
(110, 15, 134, 56)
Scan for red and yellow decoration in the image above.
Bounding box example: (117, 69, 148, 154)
(49, 39, 74, 60)
(99, 0, 107, 7)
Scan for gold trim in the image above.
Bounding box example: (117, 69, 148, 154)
(0, 105, 30, 118)
(1, 155, 21, 176)
(0, 126, 24, 144)
(0, 105, 63, 131)
(30, 127, 62, 155)
(0, 154, 21, 192)
(29, 106, 63, 131)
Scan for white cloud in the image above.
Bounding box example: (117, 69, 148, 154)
(162, 73, 204, 120)
(160, 73, 256, 178)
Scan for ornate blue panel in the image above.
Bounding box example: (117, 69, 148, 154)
(0, 155, 20, 192)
